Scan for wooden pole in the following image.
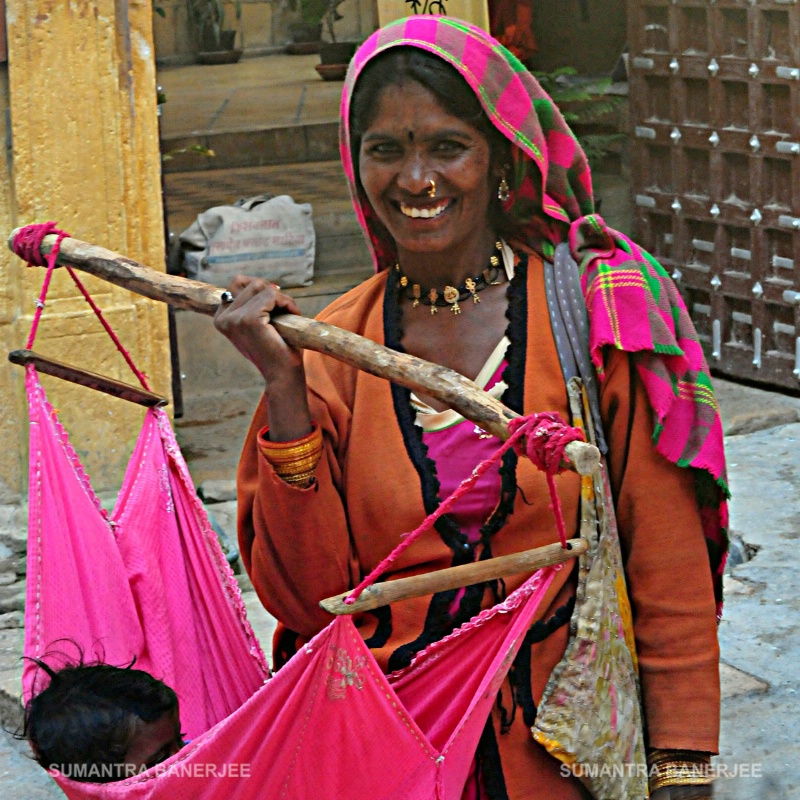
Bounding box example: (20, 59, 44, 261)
(9, 230, 600, 474)
(8, 350, 168, 407)
(320, 538, 588, 615)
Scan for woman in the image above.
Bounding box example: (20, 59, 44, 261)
(215, 17, 726, 799)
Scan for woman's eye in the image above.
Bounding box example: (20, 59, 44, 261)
(434, 140, 465, 154)
(367, 142, 401, 156)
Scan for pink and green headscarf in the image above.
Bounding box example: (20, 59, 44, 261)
(340, 16, 729, 614)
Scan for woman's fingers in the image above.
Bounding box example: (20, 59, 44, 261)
(213, 276, 305, 379)
(215, 277, 295, 329)
(226, 274, 275, 296)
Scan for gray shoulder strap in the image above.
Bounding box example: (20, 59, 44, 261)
(543, 243, 607, 453)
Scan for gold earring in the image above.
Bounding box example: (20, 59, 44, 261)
(428, 179, 436, 198)
(497, 174, 510, 202)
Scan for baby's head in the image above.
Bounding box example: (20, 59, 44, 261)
(23, 657, 184, 783)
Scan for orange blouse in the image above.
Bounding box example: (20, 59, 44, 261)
(237, 253, 720, 798)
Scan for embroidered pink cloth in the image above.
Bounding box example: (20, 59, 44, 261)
(23, 366, 558, 798)
(50, 569, 556, 799)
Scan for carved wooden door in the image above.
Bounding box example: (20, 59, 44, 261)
(628, 0, 800, 389)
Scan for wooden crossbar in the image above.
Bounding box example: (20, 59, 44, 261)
(319, 539, 588, 615)
(9, 349, 168, 408)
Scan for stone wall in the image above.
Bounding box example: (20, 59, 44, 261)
(0, 506, 25, 629)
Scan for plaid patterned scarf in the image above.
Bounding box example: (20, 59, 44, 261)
(340, 16, 728, 614)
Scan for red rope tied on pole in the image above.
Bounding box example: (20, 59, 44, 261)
(344, 412, 586, 605)
(13, 221, 66, 267)
(12, 222, 152, 390)
(13, 222, 71, 350)
(507, 412, 585, 554)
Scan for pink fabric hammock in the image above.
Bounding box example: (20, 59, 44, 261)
(25, 365, 558, 799)
(18, 224, 561, 798)
(23, 369, 270, 733)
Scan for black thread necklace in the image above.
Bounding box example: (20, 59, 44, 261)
(393, 240, 504, 315)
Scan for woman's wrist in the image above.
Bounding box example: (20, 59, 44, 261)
(261, 366, 312, 442)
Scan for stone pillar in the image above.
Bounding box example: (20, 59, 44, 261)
(0, 0, 170, 626)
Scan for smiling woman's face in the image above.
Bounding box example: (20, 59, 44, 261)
(357, 80, 496, 263)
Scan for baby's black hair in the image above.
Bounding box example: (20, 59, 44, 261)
(19, 651, 178, 783)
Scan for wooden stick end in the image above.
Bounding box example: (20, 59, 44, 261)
(319, 595, 349, 615)
(565, 441, 601, 475)
(8, 228, 22, 252)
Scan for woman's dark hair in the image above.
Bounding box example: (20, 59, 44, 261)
(20, 653, 178, 783)
(349, 47, 519, 240)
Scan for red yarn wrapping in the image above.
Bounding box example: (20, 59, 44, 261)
(507, 412, 585, 552)
(344, 412, 586, 605)
(13, 222, 151, 390)
(12, 221, 65, 267)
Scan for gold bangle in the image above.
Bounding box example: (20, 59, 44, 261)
(264, 449, 322, 467)
(279, 470, 317, 487)
(258, 424, 323, 485)
(648, 752, 713, 793)
(272, 455, 322, 474)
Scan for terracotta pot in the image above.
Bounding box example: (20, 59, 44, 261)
(315, 63, 348, 81)
(197, 48, 242, 65)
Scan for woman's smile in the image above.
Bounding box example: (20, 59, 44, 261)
(398, 199, 451, 219)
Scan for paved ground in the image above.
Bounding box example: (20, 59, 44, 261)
(158, 54, 339, 141)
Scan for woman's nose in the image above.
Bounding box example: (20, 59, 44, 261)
(396, 154, 433, 196)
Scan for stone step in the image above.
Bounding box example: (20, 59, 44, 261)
(162, 122, 340, 174)
(158, 55, 342, 173)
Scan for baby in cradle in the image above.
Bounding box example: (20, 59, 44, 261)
(21, 656, 185, 784)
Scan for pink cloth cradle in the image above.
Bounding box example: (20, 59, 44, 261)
(22, 368, 270, 736)
(18, 225, 559, 798)
(23, 366, 558, 799)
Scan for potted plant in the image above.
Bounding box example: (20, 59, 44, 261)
(286, 0, 326, 54)
(314, 0, 357, 80)
(186, 0, 243, 64)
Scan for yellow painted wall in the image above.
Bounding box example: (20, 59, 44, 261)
(0, 0, 170, 503)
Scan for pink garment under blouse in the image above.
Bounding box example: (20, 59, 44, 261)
(418, 360, 509, 544)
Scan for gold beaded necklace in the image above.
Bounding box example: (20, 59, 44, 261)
(394, 241, 504, 316)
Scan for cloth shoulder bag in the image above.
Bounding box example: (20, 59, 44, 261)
(535, 244, 648, 799)
(179, 193, 315, 288)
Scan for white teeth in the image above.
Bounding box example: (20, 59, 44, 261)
(399, 202, 448, 219)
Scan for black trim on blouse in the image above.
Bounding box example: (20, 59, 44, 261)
(382, 255, 534, 672)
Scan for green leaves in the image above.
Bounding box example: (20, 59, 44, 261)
(186, 0, 242, 48)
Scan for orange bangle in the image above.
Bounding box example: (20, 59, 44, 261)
(258, 424, 322, 485)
